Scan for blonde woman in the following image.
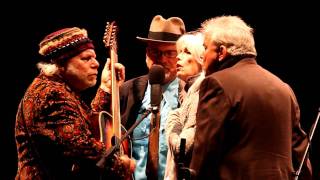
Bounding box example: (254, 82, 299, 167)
(165, 32, 205, 180)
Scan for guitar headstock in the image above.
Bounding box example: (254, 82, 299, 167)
(103, 21, 118, 52)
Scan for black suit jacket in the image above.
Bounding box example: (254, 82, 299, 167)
(119, 75, 149, 129)
(190, 57, 312, 180)
(119, 75, 184, 129)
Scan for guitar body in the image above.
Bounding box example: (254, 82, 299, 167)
(99, 111, 132, 157)
(118, 126, 132, 157)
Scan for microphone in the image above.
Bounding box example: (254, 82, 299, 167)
(146, 64, 165, 177)
(148, 64, 165, 113)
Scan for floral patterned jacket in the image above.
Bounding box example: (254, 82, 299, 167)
(15, 73, 109, 179)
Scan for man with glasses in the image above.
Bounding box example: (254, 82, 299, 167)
(118, 15, 186, 180)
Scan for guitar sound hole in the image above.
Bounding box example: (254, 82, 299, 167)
(111, 136, 117, 146)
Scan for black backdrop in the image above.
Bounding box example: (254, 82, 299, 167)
(2, 1, 319, 179)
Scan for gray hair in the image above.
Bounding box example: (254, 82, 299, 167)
(201, 15, 257, 56)
(176, 32, 205, 65)
(36, 62, 59, 76)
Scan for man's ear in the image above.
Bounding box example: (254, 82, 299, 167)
(218, 45, 227, 61)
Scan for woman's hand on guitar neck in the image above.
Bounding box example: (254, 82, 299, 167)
(100, 58, 126, 93)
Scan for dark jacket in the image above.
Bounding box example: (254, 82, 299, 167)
(190, 57, 312, 180)
(119, 75, 184, 129)
(119, 75, 149, 129)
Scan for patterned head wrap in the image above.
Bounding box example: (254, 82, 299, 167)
(39, 27, 94, 63)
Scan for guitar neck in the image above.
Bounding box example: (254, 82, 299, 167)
(110, 49, 121, 140)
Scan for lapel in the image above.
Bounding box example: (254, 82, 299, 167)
(132, 75, 149, 103)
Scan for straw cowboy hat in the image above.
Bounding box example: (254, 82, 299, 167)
(137, 15, 186, 43)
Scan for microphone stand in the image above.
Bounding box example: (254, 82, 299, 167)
(146, 105, 160, 179)
(177, 138, 196, 180)
(293, 107, 320, 180)
(177, 138, 187, 180)
(96, 108, 152, 169)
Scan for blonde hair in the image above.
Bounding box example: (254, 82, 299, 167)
(176, 32, 205, 65)
(201, 15, 257, 56)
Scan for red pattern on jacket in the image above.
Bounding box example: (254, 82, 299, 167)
(15, 73, 108, 179)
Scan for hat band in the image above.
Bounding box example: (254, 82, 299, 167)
(44, 38, 94, 62)
(148, 31, 181, 42)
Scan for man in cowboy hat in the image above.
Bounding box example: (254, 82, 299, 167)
(118, 15, 186, 180)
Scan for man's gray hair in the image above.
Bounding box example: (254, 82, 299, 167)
(36, 62, 59, 76)
(201, 15, 257, 56)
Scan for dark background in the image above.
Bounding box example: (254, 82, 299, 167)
(2, 1, 319, 179)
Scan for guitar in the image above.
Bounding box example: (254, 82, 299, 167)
(99, 21, 132, 159)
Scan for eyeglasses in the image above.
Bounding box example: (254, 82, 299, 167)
(147, 48, 178, 58)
